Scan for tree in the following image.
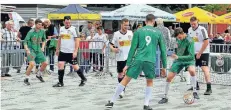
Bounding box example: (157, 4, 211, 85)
(203, 4, 230, 13)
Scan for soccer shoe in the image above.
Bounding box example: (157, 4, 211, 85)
(105, 101, 114, 108)
(143, 105, 153, 110)
(17, 69, 21, 73)
(79, 79, 87, 86)
(4, 73, 12, 77)
(187, 87, 200, 91)
(158, 98, 168, 104)
(53, 82, 64, 87)
(193, 92, 200, 99)
(36, 75, 45, 82)
(204, 89, 212, 95)
(119, 91, 125, 98)
(24, 78, 30, 85)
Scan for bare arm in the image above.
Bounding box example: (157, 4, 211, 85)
(56, 37, 61, 51)
(74, 38, 80, 53)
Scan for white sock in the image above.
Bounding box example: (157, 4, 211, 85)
(110, 83, 125, 102)
(144, 87, 152, 106)
(25, 75, 30, 79)
(191, 76, 197, 92)
(163, 82, 170, 98)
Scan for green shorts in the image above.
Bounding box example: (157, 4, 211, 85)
(169, 61, 195, 74)
(126, 60, 155, 79)
(27, 51, 46, 64)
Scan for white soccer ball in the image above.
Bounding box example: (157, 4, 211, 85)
(183, 92, 195, 104)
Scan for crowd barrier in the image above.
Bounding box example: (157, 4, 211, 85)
(1, 40, 231, 85)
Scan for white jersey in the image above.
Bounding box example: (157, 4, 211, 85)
(112, 30, 133, 61)
(86, 36, 96, 49)
(188, 25, 210, 54)
(59, 26, 78, 53)
(93, 33, 108, 50)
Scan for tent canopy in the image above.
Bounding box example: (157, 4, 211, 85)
(216, 12, 231, 24)
(174, 7, 218, 23)
(101, 4, 176, 22)
(48, 4, 101, 20)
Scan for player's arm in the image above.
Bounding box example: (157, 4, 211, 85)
(126, 31, 138, 66)
(198, 28, 209, 54)
(41, 31, 46, 50)
(177, 41, 195, 61)
(74, 30, 80, 54)
(158, 33, 167, 68)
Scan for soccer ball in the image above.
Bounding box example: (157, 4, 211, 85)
(183, 92, 194, 104)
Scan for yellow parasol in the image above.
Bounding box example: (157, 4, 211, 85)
(215, 12, 231, 24)
(174, 7, 218, 23)
(48, 13, 101, 20)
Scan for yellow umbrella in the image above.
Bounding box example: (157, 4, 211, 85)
(174, 7, 218, 23)
(48, 13, 101, 20)
(216, 12, 231, 24)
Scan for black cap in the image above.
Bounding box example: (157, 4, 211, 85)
(64, 16, 71, 20)
(174, 27, 184, 37)
(88, 21, 93, 24)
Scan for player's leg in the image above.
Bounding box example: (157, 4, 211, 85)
(105, 60, 141, 108)
(105, 75, 132, 108)
(72, 57, 87, 86)
(35, 52, 47, 82)
(24, 52, 36, 85)
(53, 52, 66, 87)
(187, 66, 199, 99)
(144, 79, 153, 110)
(117, 61, 127, 98)
(188, 56, 201, 91)
(158, 62, 183, 104)
(201, 66, 212, 95)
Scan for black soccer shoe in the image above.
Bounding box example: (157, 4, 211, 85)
(36, 75, 45, 82)
(193, 92, 200, 99)
(143, 105, 153, 110)
(204, 89, 212, 95)
(24, 78, 30, 85)
(105, 101, 114, 108)
(53, 82, 64, 87)
(158, 98, 168, 104)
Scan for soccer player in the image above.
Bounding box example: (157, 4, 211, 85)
(187, 17, 212, 95)
(53, 16, 87, 87)
(110, 18, 133, 98)
(158, 27, 200, 104)
(23, 19, 48, 85)
(105, 14, 167, 110)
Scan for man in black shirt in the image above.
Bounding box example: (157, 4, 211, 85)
(18, 19, 34, 42)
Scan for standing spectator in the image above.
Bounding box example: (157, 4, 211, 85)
(156, 18, 171, 50)
(168, 26, 174, 37)
(44, 19, 57, 73)
(94, 26, 107, 72)
(79, 33, 90, 73)
(18, 19, 34, 72)
(225, 33, 231, 44)
(86, 29, 97, 72)
(82, 21, 93, 37)
(208, 34, 214, 43)
(95, 21, 104, 34)
(1, 21, 17, 77)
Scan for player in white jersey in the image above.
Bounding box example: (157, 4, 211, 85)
(109, 18, 133, 98)
(187, 16, 212, 95)
(53, 16, 87, 87)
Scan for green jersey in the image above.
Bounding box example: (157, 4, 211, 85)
(24, 28, 46, 52)
(175, 35, 195, 62)
(126, 25, 167, 68)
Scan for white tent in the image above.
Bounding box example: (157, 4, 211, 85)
(101, 4, 176, 22)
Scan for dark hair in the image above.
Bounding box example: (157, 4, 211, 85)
(97, 26, 103, 30)
(88, 21, 93, 24)
(146, 14, 155, 21)
(174, 27, 184, 37)
(35, 19, 42, 24)
(190, 16, 198, 22)
(121, 18, 129, 23)
(27, 18, 34, 24)
(64, 16, 71, 21)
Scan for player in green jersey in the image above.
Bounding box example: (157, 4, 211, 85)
(158, 27, 199, 104)
(105, 14, 167, 110)
(23, 19, 48, 85)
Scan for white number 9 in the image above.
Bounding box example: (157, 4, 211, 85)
(145, 36, 151, 46)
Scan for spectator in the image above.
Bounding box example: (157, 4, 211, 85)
(79, 33, 90, 73)
(86, 29, 97, 72)
(1, 21, 17, 77)
(82, 21, 93, 37)
(156, 18, 171, 50)
(225, 33, 231, 44)
(95, 21, 104, 34)
(209, 34, 214, 43)
(44, 19, 57, 73)
(168, 26, 174, 37)
(217, 33, 223, 40)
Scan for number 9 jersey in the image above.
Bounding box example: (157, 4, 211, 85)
(126, 25, 167, 69)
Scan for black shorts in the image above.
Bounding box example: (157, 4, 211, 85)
(195, 53, 209, 67)
(58, 51, 78, 65)
(117, 60, 127, 73)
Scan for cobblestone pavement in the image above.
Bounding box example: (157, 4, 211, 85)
(1, 67, 231, 110)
